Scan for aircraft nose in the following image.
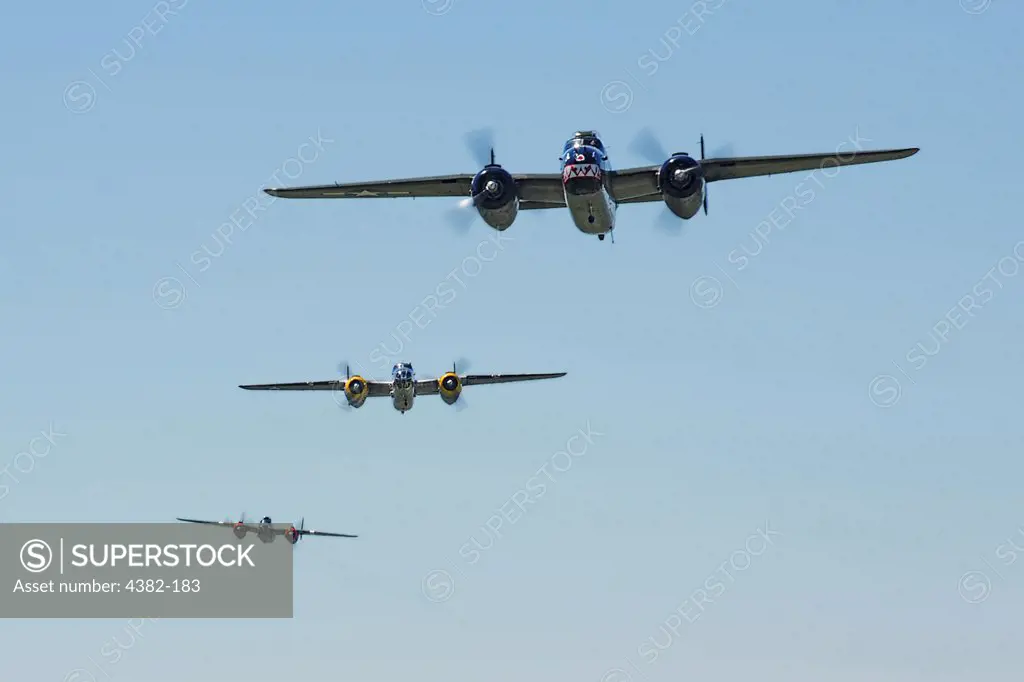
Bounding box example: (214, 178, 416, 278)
(570, 148, 595, 163)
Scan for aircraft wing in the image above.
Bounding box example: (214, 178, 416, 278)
(700, 148, 919, 182)
(519, 200, 566, 211)
(238, 379, 391, 397)
(264, 173, 565, 203)
(296, 528, 358, 539)
(415, 372, 567, 394)
(462, 372, 567, 387)
(414, 379, 441, 395)
(608, 147, 919, 201)
(176, 517, 246, 529)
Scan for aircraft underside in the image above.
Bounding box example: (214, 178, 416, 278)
(392, 384, 414, 413)
(565, 186, 617, 236)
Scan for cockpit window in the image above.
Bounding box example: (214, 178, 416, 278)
(565, 137, 605, 153)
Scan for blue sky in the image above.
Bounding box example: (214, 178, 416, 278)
(1, 0, 1022, 679)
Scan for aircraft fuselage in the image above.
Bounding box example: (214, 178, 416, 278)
(561, 132, 617, 239)
(391, 363, 415, 414)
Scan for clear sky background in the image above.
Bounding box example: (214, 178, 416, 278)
(2, 0, 1022, 680)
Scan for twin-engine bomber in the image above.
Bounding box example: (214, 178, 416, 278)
(176, 514, 357, 543)
(239, 361, 567, 414)
(263, 128, 919, 241)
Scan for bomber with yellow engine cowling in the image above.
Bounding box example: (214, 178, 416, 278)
(438, 372, 463, 405)
(238, 361, 567, 414)
(344, 375, 369, 408)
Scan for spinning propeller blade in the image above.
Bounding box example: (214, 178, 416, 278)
(445, 204, 477, 235)
(465, 128, 496, 168)
(655, 208, 685, 236)
(699, 134, 733, 215)
(630, 128, 733, 224)
(333, 362, 354, 412)
(629, 127, 669, 165)
(452, 358, 471, 411)
(447, 129, 499, 234)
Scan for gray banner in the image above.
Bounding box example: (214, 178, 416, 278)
(1, 524, 293, 618)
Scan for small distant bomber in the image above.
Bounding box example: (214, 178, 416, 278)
(176, 514, 357, 543)
(238, 361, 567, 414)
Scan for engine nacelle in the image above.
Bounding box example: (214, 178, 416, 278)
(344, 375, 369, 408)
(285, 527, 299, 544)
(658, 154, 705, 220)
(233, 524, 247, 539)
(471, 165, 518, 231)
(438, 372, 463, 406)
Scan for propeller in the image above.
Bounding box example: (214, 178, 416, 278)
(465, 127, 497, 168)
(629, 126, 670, 166)
(699, 134, 735, 215)
(629, 128, 692, 234)
(446, 129, 499, 234)
(700, 135, 707, 215)
(445, 204, 477, 234)
(297, 517, 305, 541)
(654, 209, 685, 236)
(452, 358, 471, 411)
(630, 127, 734, 165)
(630, 128, 735, 219)
(333, 361, 354, 412)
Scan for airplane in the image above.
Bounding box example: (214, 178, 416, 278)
(175, 514, 357, 543)
(262, 128, 919, 241)
(238, 361, 566, 414)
